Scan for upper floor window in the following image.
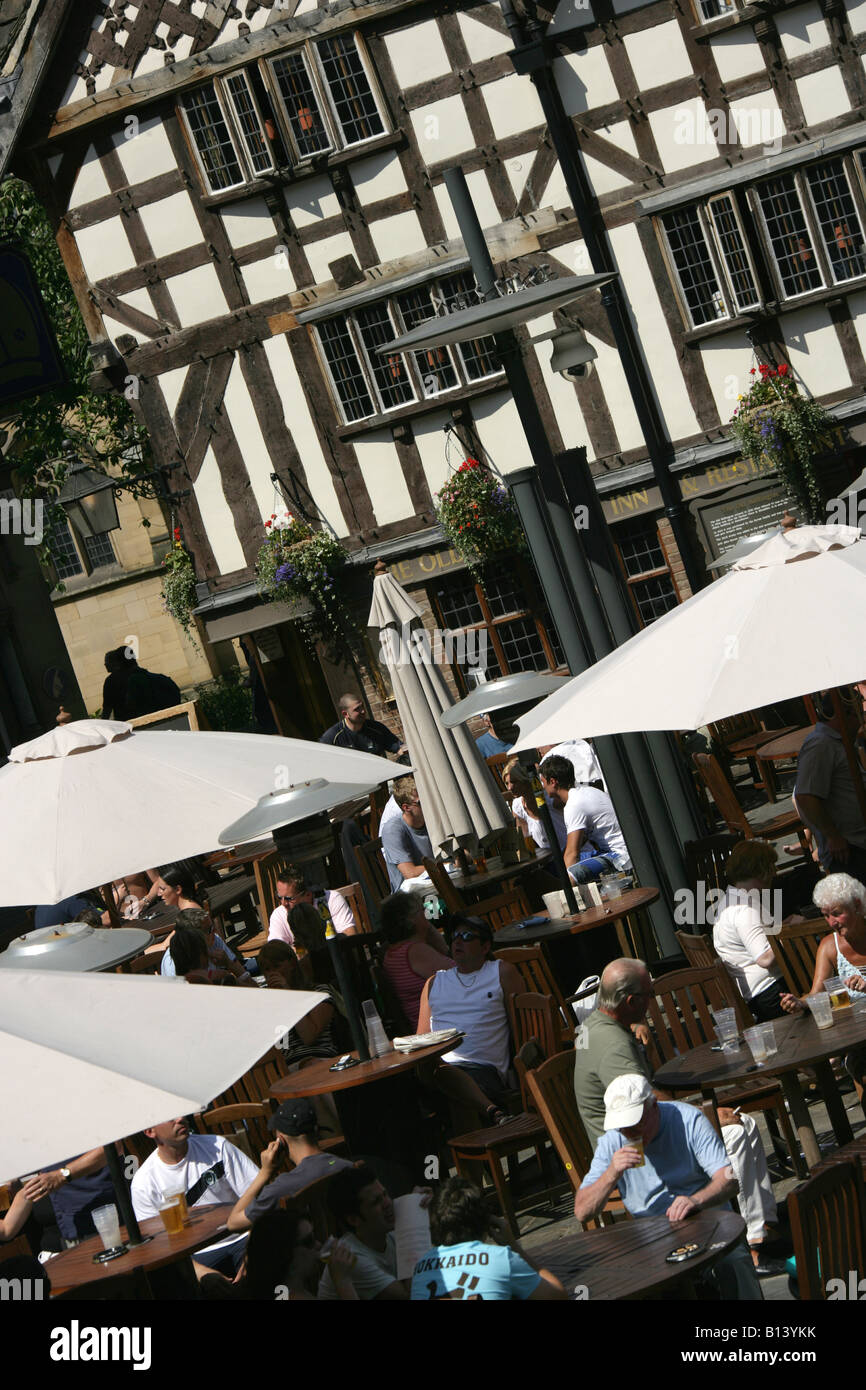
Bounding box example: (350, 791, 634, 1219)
(691, 0, 738, 21)
(314, 272, 503, 425)
(51, 520, 116, 581)
(180, 34, 386, 193)
(659, 154, 866, 328)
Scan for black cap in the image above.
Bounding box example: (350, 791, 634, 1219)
(268, 1098, 318, 1136)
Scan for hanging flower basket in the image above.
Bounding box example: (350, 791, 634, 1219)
(256, 511, 360, 654)
(161, 530, 199, 643)
(727, 364, 835, 524)
(434, 459, 526, 575)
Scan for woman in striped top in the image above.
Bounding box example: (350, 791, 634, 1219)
(380, 893, 453, 1031)
(258, 940, 342, 1066)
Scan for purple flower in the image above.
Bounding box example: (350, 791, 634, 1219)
(275, 562, 296, 584)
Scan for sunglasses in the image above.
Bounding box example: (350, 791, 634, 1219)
(278, 892, 304, 904)
(452, 930, 483, 942)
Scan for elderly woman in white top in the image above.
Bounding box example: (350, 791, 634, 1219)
(712, 840, 785, 1022)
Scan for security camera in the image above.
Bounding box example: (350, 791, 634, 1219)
(549, 329, 597, 381)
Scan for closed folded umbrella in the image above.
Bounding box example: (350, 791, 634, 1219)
(0, 720, 401, 906)
(369, 570, 509, 852)
(516, 525, 866, 747)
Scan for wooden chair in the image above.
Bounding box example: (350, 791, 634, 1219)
(708, 713, 799, 801)
(526, 1050, 628, 1228)
(252, 851, 290, 934)
(423, 857, 531, 927)
(645, 964, 803, 1176)
(494, 945, 579, 1047)
(683, 834, 740, 898)
(422, 857, 465, 912)
(787, 1161, 866, 1299)
(197, 1102, 273, 1163)
(769, 917, 826, 996)
(335, 881, 373, 935)
(508, 992, 568, 1069)
(355, 837, 390, 905)
(675, 930, 721, 972)
(692, 753, 807, 848)
(126, 950, 164, 975)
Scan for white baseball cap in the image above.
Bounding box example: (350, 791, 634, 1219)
(603, 1074, 654, 1131)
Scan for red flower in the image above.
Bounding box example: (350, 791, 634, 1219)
(749, 368, 755, 375)
(173, 528, 181, 539)
(265, 520, 272, 529)
(778, 363, 789, 376)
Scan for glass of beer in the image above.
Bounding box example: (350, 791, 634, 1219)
(157, 1196, 184, 1235)
(824, 976, 852, 1013)
(473, 853, 488, 874)
(160, 1186, 189, 1225)
(625, 1136, 644, 1166)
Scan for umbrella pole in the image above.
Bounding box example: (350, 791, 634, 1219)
(103, 1142, 148, 1247)
(831, 688, 866, 826)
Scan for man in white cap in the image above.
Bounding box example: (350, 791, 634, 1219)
(574, 1076, 762, 1299)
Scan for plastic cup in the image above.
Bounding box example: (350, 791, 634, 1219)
(91, 1203, 123, 1252)
(744, 1024, 769, 1065)
(157, 1196, 184, 1235)
(759, 1021, 778, 1057)
(806, 993, 834, 1029)
(824, 976, 852, 1013)
(714, 1025, 739, 1054)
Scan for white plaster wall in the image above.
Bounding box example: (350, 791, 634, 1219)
(75, 217, 138, 281)
(583, 121, 641, 196)
(164, 264, 229, 326)
(352, 150, 409, 205)
(539, 162, 572, 214)
(262, 335, 347, 537)
(158, 365, 189, 419)
(482, 74, 546, 140)
(102, 316, 144, 344)
(780, 307, 852, 396)
(113, 117, 177, 184)
(846, 0, 866, 32)
(121, 287, 158, 319)
(776, 4, 830, 57)
(284, 176, 340, 228)
(530, 313, 594, 458)
(68, 145, 111, 208)
(696, 332, 759, 424)
(243, 255, 296, 303)
(412, 408, 457, 496)
(434, 170, 501, 237)
(708, 30, 767, 82)
(457, 11, 512, 60)
(194, 446, 247, 574)
(623, 22, 692, 88)
(352, 433, 414, 525)
(370, 210, 429, 264)
(470, 393, 535, 477)
(796, 67, 850, 125)
(221, 358, 280, 523)
(609, 222, 701, 441)
(553, 50, 619, 116)
(137, 191, 203, 258)
(648, 99, 720, 174)
(727, 91, 785, 150)
(303, 232, 357, 286)
(385, 22, 452, 85)
(220, 198, 276, 249)
(411, 96, 476, 166)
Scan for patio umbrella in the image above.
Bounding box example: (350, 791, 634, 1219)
(0, 720, 402, 906)
(368, 569, 509, 852)
(0, 921, 153, 972)
(515, 525, 866, 747)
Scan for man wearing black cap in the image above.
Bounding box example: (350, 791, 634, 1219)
(226, 1099, 353, 1232)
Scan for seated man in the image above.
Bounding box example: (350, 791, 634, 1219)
(131, 1116, 259, 1274)
(475, 713, 514, 759)
(380, 777, 434, 892)
(226, 1099, 353, 1232)
(411, 1177, 567, 1300)
(417, 915, 523, 1125)
(539, 754, 630, 884)
(575, 1075, 762, 1300)
(320, 692, 406, 757)
(317, 1164, 407, 1301)
(268, 864, 356, 942)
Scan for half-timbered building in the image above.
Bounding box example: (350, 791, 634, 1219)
(8, 0, 866, 734)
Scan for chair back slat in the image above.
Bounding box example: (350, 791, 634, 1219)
(334, 881, 373, 935)
(494, 945, 572, 1031)
(485, 753, 512, 796)
(692, 754, 752, 837)
(508, 991, 566, 1108)
(682, 834, 740, 898)
(252, 851, 291, 933)
(645, 963, 751, 1069)
(788, 1161, 866, 1299)
(770, 917, 825, 995)
(674, 930, 719, 972)
(355, 838, 390, 905)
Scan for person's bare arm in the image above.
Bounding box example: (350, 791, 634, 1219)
(397, 861, 427, 881)
(407, 942, 455, 979)
(373, 1279, 410, 1300)
(665, 1166, 738, 1222)
(417, 978, 433, 1033)
(294, 999, 335, 1045)
(424, 924, 451, 957)
(573, 1146, 643, 1224)
(782, 935, 834, 1011)
(29, 1147, 107, 1196)
(563, 828, 585, 869)
(226, 1141, 278, 1232)
(0, 1189, 33, 1241)
(498, 961, 524, 1002)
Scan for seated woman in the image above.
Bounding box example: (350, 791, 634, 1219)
(169, 926, 236, 985)
(202, 1209, 357, 1301)
(411, 1177, 566, 1300)
(712, 839, 786, 1022)
(380, 892, 453, 1031)
(780, 872, 866, 1097)
(156, 864, 204, 913)
(504, 759, 550, 851)
(257, 940, 343, 1065)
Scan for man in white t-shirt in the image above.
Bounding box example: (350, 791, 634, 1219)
(131, 1117, 258, 1274)
(540, 754, 630, 884)
(268, 865, 356, 943)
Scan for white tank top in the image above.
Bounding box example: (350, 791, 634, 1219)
(428, 959, 510, 1080)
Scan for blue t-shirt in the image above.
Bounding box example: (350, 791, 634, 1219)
(34, 895, 101, 930)
(161, 933, 237, 977)
(381, 816, 434, 891)
(411, 1241, 540, 1300)
(581, 1102, 730, 1218)
(476, 733, 514, 758)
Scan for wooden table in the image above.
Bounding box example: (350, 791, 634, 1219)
(530, 1209, 746, 1299)
(447, 850, 553, 896)
(654, 1005, 866, 1169)
(269, 1035, 462, 1100)
(206, 841, 275, 874)
(494, 886, 661, 958)
(755, 725, 811, 762)
(46, 1204, 235, 1297)
(141, 875, 259, 939)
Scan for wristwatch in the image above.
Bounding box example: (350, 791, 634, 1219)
(59, 1167, 71, 1182)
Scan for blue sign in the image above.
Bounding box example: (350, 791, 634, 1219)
(0, 244, 66, 404)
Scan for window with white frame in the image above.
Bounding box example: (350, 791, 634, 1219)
(181, 34, 385, 192)
(315, 272, 503, 424)
(660, 154, 866, 327)
(691, 0, 738, 21)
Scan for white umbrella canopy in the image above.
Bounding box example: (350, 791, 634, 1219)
(515, 524, 866, 748)
(0, 970, 320, 1180)
(0, 720, 401, 906)
(369, 571, 509, 851)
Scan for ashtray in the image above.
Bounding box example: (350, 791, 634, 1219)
(665, 1242, 701, 1263)
(93, 1244, 129, 1264)
(329, 1056, 361, 1072)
